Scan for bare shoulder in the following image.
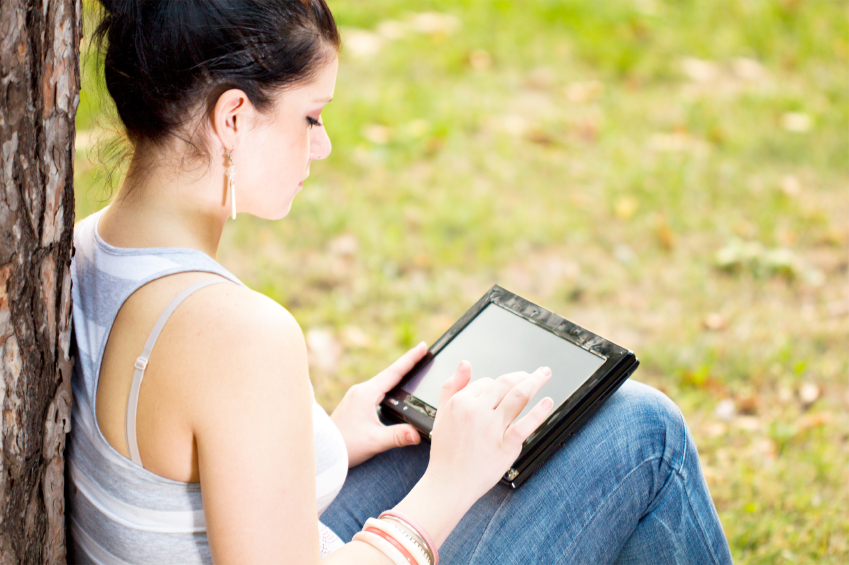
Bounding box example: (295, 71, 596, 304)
(146, 273, 312, 430)
(185, 279, 304, 354)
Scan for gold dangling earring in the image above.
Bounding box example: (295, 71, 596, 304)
(227, 149, 237, 220)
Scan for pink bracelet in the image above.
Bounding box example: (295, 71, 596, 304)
(364, 527, 418, 565)
(353, 530, 409, 565)
(379, 510, 439, 565)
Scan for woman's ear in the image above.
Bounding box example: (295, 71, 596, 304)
(211, 89, 253, 152)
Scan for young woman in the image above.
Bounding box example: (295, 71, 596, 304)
(67, 1, 734, 564)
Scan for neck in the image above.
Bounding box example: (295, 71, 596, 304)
(97, 150, 231, 258)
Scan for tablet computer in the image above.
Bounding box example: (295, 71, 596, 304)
(380, 285, 639, 488)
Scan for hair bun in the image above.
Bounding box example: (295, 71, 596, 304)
(93, 0, 340, 148)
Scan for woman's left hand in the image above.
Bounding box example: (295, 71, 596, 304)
(330, 342, 428, 467)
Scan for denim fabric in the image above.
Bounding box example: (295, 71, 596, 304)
(321, 380, 733, 564)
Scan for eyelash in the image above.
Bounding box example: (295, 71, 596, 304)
(307, 116, 323, 128)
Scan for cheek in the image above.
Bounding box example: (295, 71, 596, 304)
(256, 133, 307, 181)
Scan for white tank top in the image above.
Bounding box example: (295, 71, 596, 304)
(67, 208, 348, 563)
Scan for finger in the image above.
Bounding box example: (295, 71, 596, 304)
(383, 423, 421, 450)
(437, 360, 472, 409)
(372, 341, 429, 392)
(495, 367, 552, 424)
(505, 396, 554, 446)
(478, 371, 530, 407)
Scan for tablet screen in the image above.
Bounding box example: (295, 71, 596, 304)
(402, 304, 606, 420)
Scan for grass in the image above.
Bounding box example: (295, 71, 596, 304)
(74, 1, 849, 563)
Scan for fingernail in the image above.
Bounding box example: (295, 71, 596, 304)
(542, 398, 554, 411)
(418, 341, 427, 349)
(541, 367, 552, 376)
(405, 431, 415, 444)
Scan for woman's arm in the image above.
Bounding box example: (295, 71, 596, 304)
(186, 286, 551, 564)
(187, 287, 324, 563)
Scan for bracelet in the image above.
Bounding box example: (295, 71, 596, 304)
(380, 516, 431, 558)
(364, 527, 418, 565)
(353, 530, 409, 565)
(365, 518, 433, 565)
(379, 511, 439, 565)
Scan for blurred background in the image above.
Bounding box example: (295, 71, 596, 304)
(74, 1, 848, 563)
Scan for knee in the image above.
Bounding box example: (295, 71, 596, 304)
(601, 380, 688, 472)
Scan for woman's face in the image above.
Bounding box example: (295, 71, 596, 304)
(237, 55, 338, 220)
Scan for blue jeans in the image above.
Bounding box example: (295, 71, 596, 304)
(321, 380, 733, 564)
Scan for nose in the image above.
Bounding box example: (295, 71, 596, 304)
(310, 124, 331, 161)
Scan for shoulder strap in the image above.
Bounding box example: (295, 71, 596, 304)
(126, 278, 233, 467)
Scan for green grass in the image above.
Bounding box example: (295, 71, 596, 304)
(74, 1, 849, 562)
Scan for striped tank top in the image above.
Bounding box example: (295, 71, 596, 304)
(67, 208, 348, 563)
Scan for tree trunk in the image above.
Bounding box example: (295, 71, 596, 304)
(0, 0, 80, 563)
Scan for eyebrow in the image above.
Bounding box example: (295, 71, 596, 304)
(313, 96, 333, 103)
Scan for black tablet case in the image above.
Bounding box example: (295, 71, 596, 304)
(380, 285, 639, 488)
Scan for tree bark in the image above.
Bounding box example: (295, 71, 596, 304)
(0, 0, 80, 563)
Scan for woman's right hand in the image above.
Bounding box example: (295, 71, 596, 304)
(424, 362, 554, 507)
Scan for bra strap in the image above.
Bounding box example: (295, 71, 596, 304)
(126, 278, 233, 467)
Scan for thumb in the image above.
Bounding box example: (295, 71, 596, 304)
(387, 424, 421, 449)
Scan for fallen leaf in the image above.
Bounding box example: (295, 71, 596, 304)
(565, 80, 604, 104)
(734, 415, 761, 431)
(681, 57, 720, 83)
(362, 124, 391, 144)
(703, 313, 728, 331)
(526, 128, 555, 146)
(648, 132, 710, 155)
(501, 115, 529, 138)
(704, 422, 727, 437)
(407, 12, 461, 35)
(468, 49, 492, 71)
(376, 20, 407, 40)
(526, 67, 555, 90)
(614, 196, 639, 219)
(306, 328, 341, 374)
(737, 394, 759, 415)
(780, 175, 802, 196)
(798, 412, 831, 431)
(653, 214, 675, 250)
(799, 382, 820, 405)
(781, 112, 812, 133)
(731, 57, 767, 81)
(329, 234, 358, 257)
(342, 29, 383, 59)
(753, 437, 777, 462)
(715, 398, 736, 421)
(341, 326, 371, 348)
(614, 243, 636, 264)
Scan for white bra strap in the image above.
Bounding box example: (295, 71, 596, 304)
(126, 278, 233, 467)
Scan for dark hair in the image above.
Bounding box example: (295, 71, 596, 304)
(94, 0, 340, 150)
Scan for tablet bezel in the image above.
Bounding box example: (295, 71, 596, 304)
(380, 285, 638, 487)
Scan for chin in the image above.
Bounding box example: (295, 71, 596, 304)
(250, 201, 294, 221)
